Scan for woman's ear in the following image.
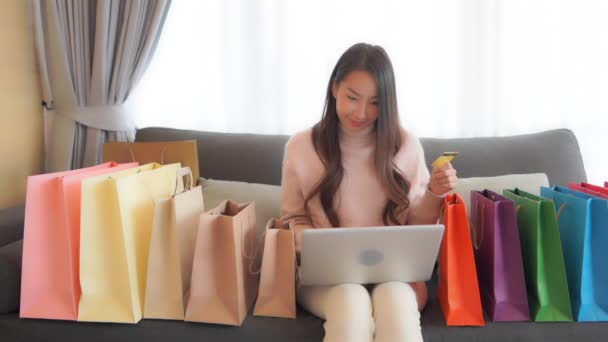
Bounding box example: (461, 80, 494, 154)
(332, 81, 338, 99)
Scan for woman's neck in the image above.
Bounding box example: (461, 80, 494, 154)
(338, 123, 376, 150)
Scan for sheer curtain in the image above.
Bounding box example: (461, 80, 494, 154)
(33, 0, 171, 172)
(128, 0, 607, 183)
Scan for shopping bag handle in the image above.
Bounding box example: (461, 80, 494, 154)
(239, 208, 263, 275)
(173, 167, 193, 196)
(249, 217, 300, 284)
(556, 202, 567, 221)
(437, 194, 457, 225)
(248, 218, 278, 275)
(470, 201, 485, 250)
(515, 202, 568, 221)
(129, 146, 168, 164)
(250, 218, 299, 279)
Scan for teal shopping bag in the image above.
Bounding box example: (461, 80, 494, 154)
(540, 186, 608, 322)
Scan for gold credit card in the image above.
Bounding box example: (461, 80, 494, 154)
(432, 152, 459, 168)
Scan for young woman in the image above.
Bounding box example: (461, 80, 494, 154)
(280, 43, 458, 342)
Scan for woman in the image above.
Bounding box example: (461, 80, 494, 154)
(280, 43, 457, 342)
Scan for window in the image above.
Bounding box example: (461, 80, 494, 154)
(129, 0, 608, 183)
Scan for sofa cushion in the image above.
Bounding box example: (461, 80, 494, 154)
(0, 307, 324, 341)
(0, 240, 22, 314)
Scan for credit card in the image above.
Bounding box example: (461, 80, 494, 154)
(432, 152, 459, 168)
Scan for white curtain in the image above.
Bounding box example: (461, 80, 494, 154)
(128, 0, 608, 184)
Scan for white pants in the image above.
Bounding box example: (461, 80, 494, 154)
(298, 282, 423, 342)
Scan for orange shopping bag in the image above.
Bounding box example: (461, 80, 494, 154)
(20, 162, 137, 320)
(438, 193, 485, 326)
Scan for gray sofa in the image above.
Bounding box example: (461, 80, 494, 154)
(2, 127, 605, 341)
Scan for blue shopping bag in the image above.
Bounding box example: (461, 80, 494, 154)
(540, 186, 608, 322)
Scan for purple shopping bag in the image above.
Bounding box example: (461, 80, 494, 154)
(470, 190, 530, 322)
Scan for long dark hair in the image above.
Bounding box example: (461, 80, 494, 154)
(304, 43, 411, 227)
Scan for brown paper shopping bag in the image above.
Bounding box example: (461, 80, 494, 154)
(253, 218, 296, 319)
(144, 167, 204, 320)
(185, 201, 260, 326)
(103, 140, 200, 181)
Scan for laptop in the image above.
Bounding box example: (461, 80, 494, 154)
(299, 225, 444, 286)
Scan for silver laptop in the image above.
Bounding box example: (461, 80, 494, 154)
(299, 225, 444, 286)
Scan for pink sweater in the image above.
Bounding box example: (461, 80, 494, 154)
(281, 124, 443, 251)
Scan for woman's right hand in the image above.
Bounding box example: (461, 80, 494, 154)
(429, 162, 458, 196)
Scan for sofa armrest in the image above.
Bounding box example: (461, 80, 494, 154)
(0, 204, 25, 247)
(0, 240, 22, 313)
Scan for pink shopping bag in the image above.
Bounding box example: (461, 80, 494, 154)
(20, 162, 137, 320)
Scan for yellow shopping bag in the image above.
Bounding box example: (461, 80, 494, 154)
(78, 162, 181, 323)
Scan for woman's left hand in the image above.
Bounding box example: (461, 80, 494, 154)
(429, 162, 458, 196)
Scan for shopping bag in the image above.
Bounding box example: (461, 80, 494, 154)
(568, 182, 608, 200)
(20, 162, 135, 320)
(103, 140, 200, 181)
(503, 188, 573, 321)
(185, 201, 260, 326)
(541, 186, 608, 321)
(470, 190, 530, 321)
(438, 193, 485, 326)
(144, 167, 204, 320)
(253, 218, 296, 319)
(78, 163, 181, 323)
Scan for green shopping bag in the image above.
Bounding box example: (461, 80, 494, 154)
(503, 188, 573, 322)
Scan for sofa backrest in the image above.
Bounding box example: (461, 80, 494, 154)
(421, 129, 587, 186)
(135, 127, 587, 186)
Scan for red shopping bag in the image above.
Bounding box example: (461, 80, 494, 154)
(438, 193, 485, 326)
